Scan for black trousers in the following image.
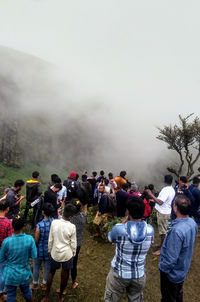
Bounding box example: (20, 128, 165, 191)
(160, 271, 183, 302)
(71, 246, 81, 283)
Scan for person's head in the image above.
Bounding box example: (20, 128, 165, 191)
(148, 184, 154, 191)
(42, 203, 55, 218)
(69, 171, 77, 180)
(92, 171, 97, 178)
(164, 175, 173, 186)
(108, 172, 113, 179)
(179, 176, 188, 188)
(120, 171, 126, 178)
(98, 184, 105, 193)
(0, 199, 9, 214)
(71, 199, 82, 213)
(122, 183, 129, 192)
(54, 177, 62, 184)
(63, 203, 77, 219)
(193, 177, 200, 186)
(32, 171, 40, 179)
(126, 197, 145, 219)
(14, 179, 25, 191)
(82, 174, 87, 182)
(104, 179, 109, 186)
(12, 215, 25, 232)
(51, 174, 59, 183)
(173, 195, 191, 216)
(52, 183, 62, 192)
(130, 183, 138, 192)
(100, 170, 104, 176)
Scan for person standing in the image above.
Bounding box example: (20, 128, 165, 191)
(114, 171, 127, 190)
(189, 176, 200, 223)
(146, 175, 175, 256)
(159, 195, 197, 302)
(104, 196, 154, 302)
(24, 171, 43, 228)
(44, 183, 62, 218)
(6, 180, 25, 219)
(0, 215, 37, 302)
(0, 199, 13, 302)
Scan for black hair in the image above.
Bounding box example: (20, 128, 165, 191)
(174, 195, 191, 215)
(32, 171, 40, 178)
(104, 179, 109, 186)
(164, 175, 173, 185)
(126, 196, 145, 219)
(54, 183, 62, 190)
(0, 199, 9, 211)
(92, 171, 97, 177)
(82, 174, 87, 182)
(14, 179, 25, 188)
(108, 172, 113, 179)
(54, 177, 62, 184)
(12, 214, 25, 231)
(76, 173, 79, 181)
(71, 199, 82, 213)
(193, 177, 200, 185)
(122, 183, 129, 191)
(120, 171, 126, 178)
(63, 203, 77, 219)
(42, 203, 55, 217)
(51, 174, 58, 182)
(179, 176, 188, 184)
(148, 184, 154, 191)
(100, 170, 104, 176)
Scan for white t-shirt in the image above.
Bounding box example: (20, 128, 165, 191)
(155, 186, 175, 215)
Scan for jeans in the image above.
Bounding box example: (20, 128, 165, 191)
(104, 268, 145, 302)
(71, 246, 81, 283)
(33, 258, 50, 285)
(0, 262, 6, 293)
(160, 271, 183, 302)
(6, 282, 32, 302)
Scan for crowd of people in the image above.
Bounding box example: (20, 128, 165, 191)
(0, 169, 199, 302)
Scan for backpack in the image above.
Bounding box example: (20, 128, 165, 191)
(77, 184, 90, 205)
(105, 193, 117, 215)
(64, 179, 78, 201)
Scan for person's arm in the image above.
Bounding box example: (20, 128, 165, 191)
(108, 225, 118, 243)
(48, 223, 54, 254)
(70, 225, 77, 256)
(0, 240, 7, 263)
(34, 227, 40, 245)
(30, 237, 37, 259)
(159, 230, 182, 273)
(146, 189, 164, 205)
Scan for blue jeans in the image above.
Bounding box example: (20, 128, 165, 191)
(0, 262, 6, 293)
(33, 258, 50, 285)
(6, 281, 32, 302)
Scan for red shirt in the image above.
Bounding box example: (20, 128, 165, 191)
(0, 217, 13, 248)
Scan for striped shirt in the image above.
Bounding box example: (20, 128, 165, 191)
(0, 233, 37, 286)
(108, 221, 154, 279)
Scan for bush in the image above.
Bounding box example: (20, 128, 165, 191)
(148, 208, 157, 225)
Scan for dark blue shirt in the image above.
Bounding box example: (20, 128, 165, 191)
(189, 184, 200, 214)
(159, 217, 197, 283)
(98, 193, 108, 214)
(36, 218, 53, 260)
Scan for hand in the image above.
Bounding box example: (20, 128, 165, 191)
(149, 199, 155, 203)
(97, 211, 101, 216)
(122, 215, 129, 224)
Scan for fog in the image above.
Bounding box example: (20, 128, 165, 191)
(0, 0, 200, 185)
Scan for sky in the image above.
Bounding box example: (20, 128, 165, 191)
(0, 0, 200, 180)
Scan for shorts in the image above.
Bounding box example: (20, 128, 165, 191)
(157, 211, 171, 235)
(50, 256, 73, 272)
(93, 213, 109, 226)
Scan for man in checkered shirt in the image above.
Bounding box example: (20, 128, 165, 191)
(104, 196, 154, 302)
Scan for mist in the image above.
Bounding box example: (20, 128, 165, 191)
(1, 0, 200, 187)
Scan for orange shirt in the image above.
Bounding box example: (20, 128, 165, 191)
(114, 176, 127, 190)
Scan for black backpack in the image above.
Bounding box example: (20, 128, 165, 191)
(64, 179, 79, 201)
(104, 193, 117, 215)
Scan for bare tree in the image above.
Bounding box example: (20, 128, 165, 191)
(157, 114, 200, 180)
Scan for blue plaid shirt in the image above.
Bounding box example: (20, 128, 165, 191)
(36, 218, 53, 260)
(108, 221, 154, 279)
(0, 233, 37, 286)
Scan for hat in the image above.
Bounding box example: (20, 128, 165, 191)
(131, 183, 138, 192)
(69, 171, 77, 179)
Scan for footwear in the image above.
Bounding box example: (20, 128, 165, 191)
(56, 289, 67, 295)
(30, 283, 39, 290)
(41, 284, 47, 291)
(152, 250, 161, 256)
(72, 282, 79, 289)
